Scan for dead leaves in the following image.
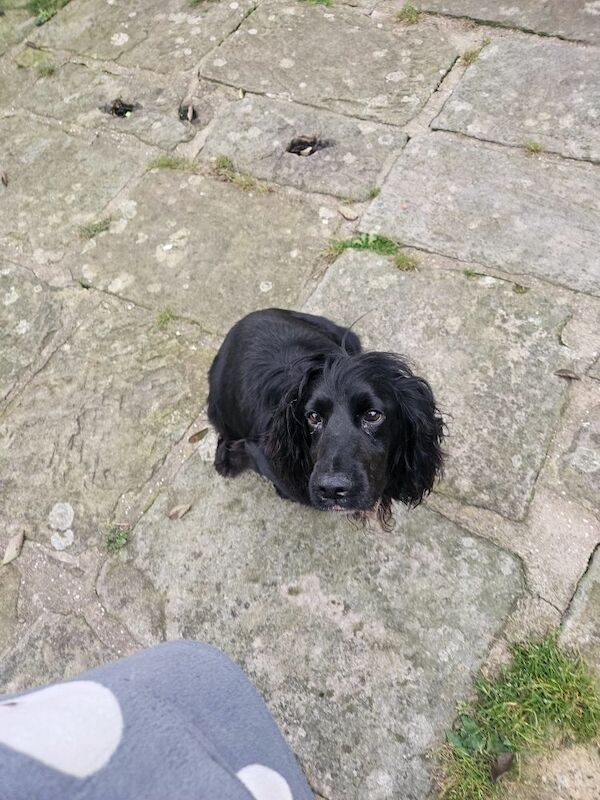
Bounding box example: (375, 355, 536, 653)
(2, 531, 25, 566)
(554, 368, 581, 381)
(490, 752, 515, 782)
(188, 428, 208, 444)
(168, 503, 191, 521)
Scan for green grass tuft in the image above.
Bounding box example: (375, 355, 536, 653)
(28, 0, 70, 26)
(147, 154, 199, 172)
(327, 232, 398, 258)
(156, 307, 175, 330)
(440, 633, 600, 800)
(299, 0, 332, 5)
(36, 62, 56, 76)
(463, 268, 479, 278)
(512, 284, 529, 294)
(394, 250, 419, 271)
(367, 186, 380, 199)
(106, 524, 130, 553)
(524, 140, 542, 154)
(396, 2, 420, 24)
(461, 38, 491, 65)
(212, 154, 268, 192)
(78, 217, 112, 239)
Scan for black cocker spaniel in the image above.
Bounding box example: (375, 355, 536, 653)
(208, 309, 444, 528)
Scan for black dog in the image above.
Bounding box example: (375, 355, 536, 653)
(207, 309, 444, 528)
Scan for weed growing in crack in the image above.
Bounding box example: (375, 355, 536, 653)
(79, 217, 112, 239)
(36, 62, 56, 76)
(106, 524, 130, 553)
(147, 154, 199, 172)
(212, 154, 269, 192)
(524, 140, 542, 154)
(461, 39, 491, 65)
(396, 2, 420, 24)
(327, 232, 398, 258)
(394, 250, 419, 271)
(28, 0, 70, 26)
(157, 307, 175, 331)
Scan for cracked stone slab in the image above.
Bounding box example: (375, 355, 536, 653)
(305, 251, 570, 519)
(562, 545, 600, 670)
(70, 169, 335, 334)
(0, 612, 115, 693)
(201, 95, 407, 199)
(434, 37, 600, 163)
(19, 60, 194, 150)
(97, 450, 522, 800)
(0, 116, 153, 262)
(560, 404, 600, 511)
(416, 0, 600, 44)
(362, 132, 600, 295)
(200, 2, 457, 126)
(0, 261, 64, 405)
(119, 0, 256, 74)
(0, 288, 214, 550)
(589, 355, 600, 381)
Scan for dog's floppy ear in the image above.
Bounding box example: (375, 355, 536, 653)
(265, 361, 321, 501)
(383, 355, 445, 509)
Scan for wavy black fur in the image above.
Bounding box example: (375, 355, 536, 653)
(208, 309, 444, 528)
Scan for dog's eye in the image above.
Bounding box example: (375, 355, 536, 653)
(306, 411, 322, 428)
(363, 409, 384, 424)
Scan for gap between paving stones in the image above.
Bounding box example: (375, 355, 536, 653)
(413, 4, 599, 45)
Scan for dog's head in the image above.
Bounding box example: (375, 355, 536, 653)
(267, 352, 444, 526)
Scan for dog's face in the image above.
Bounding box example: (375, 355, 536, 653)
(304, 370, 397, 512)
(272, 352, 444, 519)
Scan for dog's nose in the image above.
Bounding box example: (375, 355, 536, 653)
(317, 473, 352, 500)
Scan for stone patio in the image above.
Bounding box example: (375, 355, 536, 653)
(0, 1, 599, 798)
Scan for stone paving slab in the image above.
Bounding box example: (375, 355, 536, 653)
(590, 356, 600, 381)
(362, 132, 600, 295)
(0, 262, 71, 406)
(119, 0, 256, 75)
(0, 612, 115, 694)
(511, 744, 600, 800)
(201, 95, 407, 199)
(0, 6, 34, 56)
(200, 2, 458, 127)
(434, 37, 600, 163)
(17, 60, 194, 150)
(416, 0, 600, 44)
(0, 115, 154, 261)
(0, 566, 20, 654)
(560, 404, 600, 512)
(0, 55, 38, 114)
(96, 451, 522, 800)
(305, 251, 570, 520)
(72, 169, 336, 334)
(28, 0, 157, 61)
(0, 287, 214, 551)
(562, 545, 600, 669)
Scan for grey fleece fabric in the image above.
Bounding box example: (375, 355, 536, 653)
(0, 640, 313, 800)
